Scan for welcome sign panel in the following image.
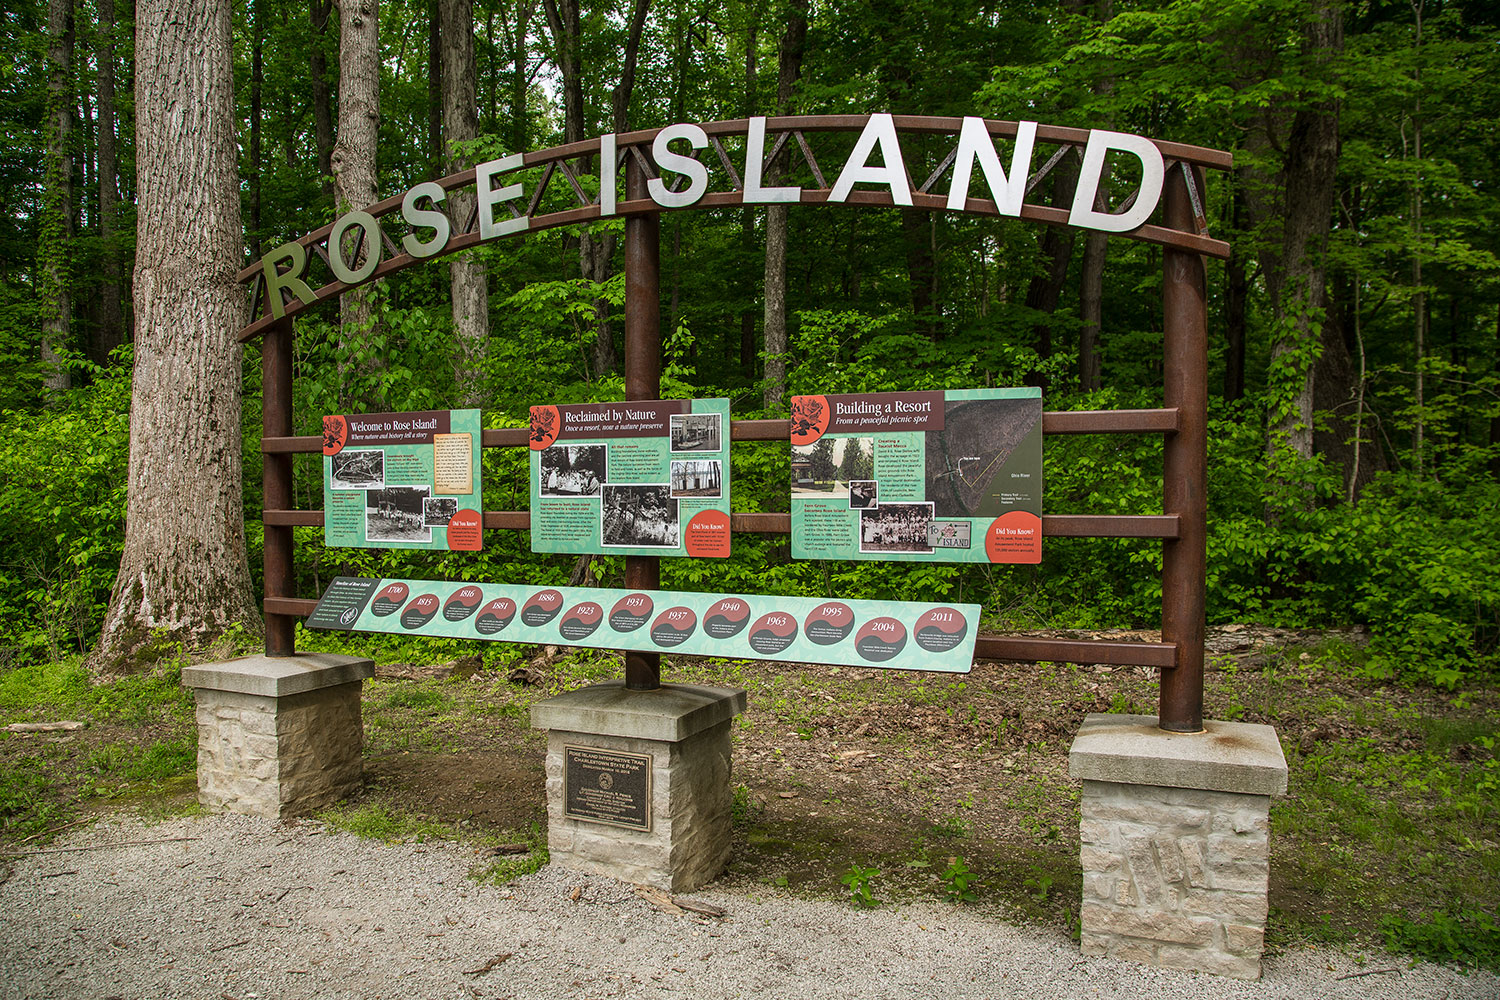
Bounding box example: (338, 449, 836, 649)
(322, 408, 482, 551)
(306, 577, 980, 674)
(528, 398, 731, 558)
(789, 388, 1042, 564)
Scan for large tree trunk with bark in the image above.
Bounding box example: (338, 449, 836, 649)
(441, 0, 489, 403)
(42, 0, 75, 395)
(332, 0, 381, 394)
(760, 0, 807, 411)
(90, 0, 260, 676)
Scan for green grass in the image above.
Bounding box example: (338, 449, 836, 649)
(0, 655, 192, 725)
(0, 655, 198, 843)
(316, 799, 468, 844)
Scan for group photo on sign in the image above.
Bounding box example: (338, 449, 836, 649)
(6, 0, 1497, 995)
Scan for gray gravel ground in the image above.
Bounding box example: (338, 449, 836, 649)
(2, 813, 1493, 1000)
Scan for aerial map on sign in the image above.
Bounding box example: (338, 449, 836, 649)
(789, 388, 1042, 564)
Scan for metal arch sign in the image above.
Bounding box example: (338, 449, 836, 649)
(236, 113, 1232, 341)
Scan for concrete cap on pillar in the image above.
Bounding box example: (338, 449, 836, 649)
(182, 652, 375, 698)
(1069, 713, 1288, 796)
(531, 680, 747, 742)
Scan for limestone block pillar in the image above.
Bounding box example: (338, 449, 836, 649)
(531, 681, 747, 892)
(1069, 714, 1288, 979)
(182, 652, 374, 818)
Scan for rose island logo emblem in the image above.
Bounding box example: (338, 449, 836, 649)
(598, 771, 613, 790)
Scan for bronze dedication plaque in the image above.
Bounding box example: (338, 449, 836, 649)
(563, 745, 653, 831)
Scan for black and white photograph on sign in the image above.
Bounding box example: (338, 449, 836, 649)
(791, 436, 873, 497)
(925, 398, 1038, 517)
(540, 444, 607, 497)
(601, 485, 680, 548)
(365, 485, 432, 542)
(849, 480, 878, 509)
(669, 412, 721, 452)
(423, 496, 458, 526)
(669, 459, 722, 498)
(330, 448, 385, 490)
(859, 502, 935, 554)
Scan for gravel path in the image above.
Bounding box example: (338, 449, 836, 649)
(2, 813, 1492, 1000)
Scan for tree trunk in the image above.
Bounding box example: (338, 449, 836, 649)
(1223, 176, 1250, 402)
(901, 209, 938, 340)
(332, 0, 381, 393)
(429, 0, 442, 173)
(96, 0, 126, 359)
(1024, 156, 1079, 387)
(1410, 0, 1425, 475)
(1078, 159, 1111, 392)
(760, 0, 807, 412)
(42, 0, 75, 394)
(90, 0, 260, 675)
(740, 18, 758, 375)
(248, 0, 264, 258)
(309, 0, 335, 200)
(1264, 0, 1341, 473)
(441, 0, 488, 403)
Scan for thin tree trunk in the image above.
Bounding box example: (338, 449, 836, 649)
(91, 0, 260, 675)
(1078, 157, 1110, 392)
(1223, 177, 1250, 402)
(1410, 0, 1425, 475)
(42, 0, 75, 394)
(441, 0, 488, 403)
(96, 0, 124, 357)
(309, 0, 335, 200)
(249, 0, 264, 258)
(760, 0, 807, 412)
(1264, 0, 1342, 481)
(740, 17, 758, 375)
(428, 0, 442, 174)
(332, 0, 381, 393)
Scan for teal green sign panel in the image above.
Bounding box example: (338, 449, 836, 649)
(789, 388, 1042, 564)
(321, 408, 483, 551)
(527, 398, 732, 558)
(306, 577, 980, 674)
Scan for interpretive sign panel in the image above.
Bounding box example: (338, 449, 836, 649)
(564, 745, 652, 831)
(306, 576, 981, 673)
(789, 388, 1042, 564)
(322, 409, 482, 551)
(528, 398, 731, 558)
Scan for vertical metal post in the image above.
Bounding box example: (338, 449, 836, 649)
(623, 150, 663, 691)
(262, 316, 296, 657)
(1160, 164, 1208, 732)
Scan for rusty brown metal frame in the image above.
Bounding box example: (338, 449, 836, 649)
(244, 114, 1223, 733)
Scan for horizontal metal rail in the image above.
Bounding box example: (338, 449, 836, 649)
(261, 408, 1181, 454)
(263, 509, 1178, 539)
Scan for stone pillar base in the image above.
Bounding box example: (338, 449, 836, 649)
(1069, 714, 1288, 980)
(182, 652, 374, 818)
(531, 681, 747, 893)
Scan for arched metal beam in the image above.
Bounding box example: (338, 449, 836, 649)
(235, 113, 1231, 342)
